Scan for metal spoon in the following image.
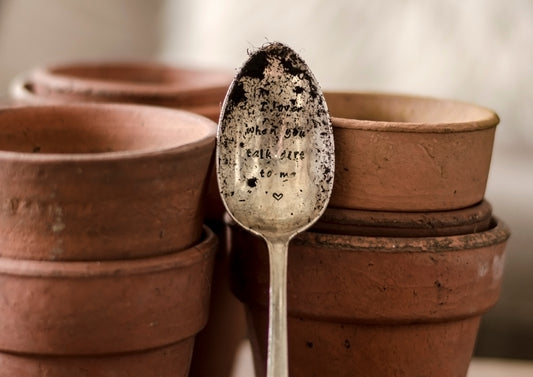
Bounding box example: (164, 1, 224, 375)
(217, 42, 334, 377)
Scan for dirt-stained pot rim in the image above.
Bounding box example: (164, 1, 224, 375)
(0, 103, 216, 162)
(0, 226, 216, 278)
(297, 217, 510, 253)
(325, 91, 499, 133)
(28, 61, 232, 99)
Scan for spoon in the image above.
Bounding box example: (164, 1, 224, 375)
(217, 42, 334, 377)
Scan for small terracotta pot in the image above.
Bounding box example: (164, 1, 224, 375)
(312, 200, 492, 237)
(325, 92, 500, 211)
(229, 218, 510, 377)
(0, 104, 216, 261)
(10, 61, 232, 222)
(0, 226, 216, 375)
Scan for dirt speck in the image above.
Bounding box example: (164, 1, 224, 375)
(247, 177, 258, 187)
(227, 80, 247, 108)
(240, 49, 269, 79)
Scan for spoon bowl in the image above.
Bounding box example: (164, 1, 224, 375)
(217, 43, 334, 377)
(217, 43, 334, 239)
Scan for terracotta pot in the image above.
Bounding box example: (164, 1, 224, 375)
(0, 226, 216, 374)
(229, 218, 510, 377)
(0, 104, 216, 261)
(10, 62, 231, 222)
(325, 92, 500, 211)
(312, 200, 492, 237)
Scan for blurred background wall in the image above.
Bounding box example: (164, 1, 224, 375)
(0, 0, 165, 95)
(0, 0, 531, 360)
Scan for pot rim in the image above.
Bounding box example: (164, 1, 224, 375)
(297, 216, 510, 253)
(0, 103, 216, 162)
(326, 91, 499, 133)
(318, 200, 492, 230)
(29, 61, 232, 97)
(10, 78, 224, 115)
(0, 226, 216, 278)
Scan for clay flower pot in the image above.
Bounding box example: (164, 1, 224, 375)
(325, 92, 500, 211)
(0, 226, 217, 376)
(0, 104, 216, 260)
(312, 200, 492, 237)
(10, 62, 232, 222)
(229, 218, 510, 377)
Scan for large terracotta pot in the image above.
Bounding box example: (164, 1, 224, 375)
(229, 218, 510, 377)
(0, 104, 216, 260)
(325, 92, 500, 211)
(0, 226, 217, 376)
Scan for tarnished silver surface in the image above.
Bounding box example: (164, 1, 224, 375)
(217, 42, 334, 377)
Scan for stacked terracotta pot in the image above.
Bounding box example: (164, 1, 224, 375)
(229, 92, 511, 377)
(10, 61, 233, 221)
(0, 104, 218, 376)
(9, 62, 246, 377)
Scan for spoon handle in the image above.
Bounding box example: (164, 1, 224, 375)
(265, 238, 290, 377)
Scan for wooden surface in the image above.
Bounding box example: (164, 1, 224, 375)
(231, 341, 533, 377)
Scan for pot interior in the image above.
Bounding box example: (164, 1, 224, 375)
(0, 105, 214, 155)
(325, 92, 497, 125)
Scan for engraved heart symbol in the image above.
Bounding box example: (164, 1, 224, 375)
(272, 193, 283, 201)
